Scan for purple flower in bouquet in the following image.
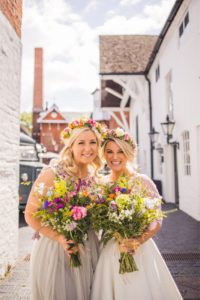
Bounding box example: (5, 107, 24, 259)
(113, 186, 121, 193)
(56, 203, 65, 210)
(54, 197, 62, 203)
(72, 206, 87, 220)
(96, 195, 106, 204)
(110, 201, 118, 211)
(43, 201, 50, 209)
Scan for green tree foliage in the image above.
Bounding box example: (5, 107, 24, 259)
(20, 112, 32, 134)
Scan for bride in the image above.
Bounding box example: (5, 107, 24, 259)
(91, 128, 183, 300)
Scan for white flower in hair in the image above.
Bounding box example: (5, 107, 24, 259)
(115, 128, 125, 137)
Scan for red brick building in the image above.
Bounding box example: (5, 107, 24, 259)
(32, 48, 68, 153)
(38, 104, 68, 153)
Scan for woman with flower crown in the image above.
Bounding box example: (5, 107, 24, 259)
(25, 118, 102, 300)
(91, 127, 182, 300)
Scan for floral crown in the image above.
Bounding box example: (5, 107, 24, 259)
(61, 118, 102, 142)
(102, 127, 135, 148)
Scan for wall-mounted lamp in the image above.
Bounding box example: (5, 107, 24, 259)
(148, 127, 159, 149)
(160, 115, 179, 147)
(148, 127, 159, 179)
(160, 115, 179, 204)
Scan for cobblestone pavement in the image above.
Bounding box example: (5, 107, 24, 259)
(154, 204, 200, 300)
(0, 206, 199, 300)
(0, 212, 33, 300)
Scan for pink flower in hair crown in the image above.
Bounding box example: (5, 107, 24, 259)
(61, 118, 102, 142)
(102, 127, 135, 148)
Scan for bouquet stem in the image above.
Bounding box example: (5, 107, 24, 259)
(70, 253, 81, 267)
(119, 252, 138, 274)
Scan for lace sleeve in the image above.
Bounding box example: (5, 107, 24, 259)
(139, 174, 161, 199)
(139, 174, 163, 228)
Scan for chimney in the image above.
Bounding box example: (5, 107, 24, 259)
(32, 48, 43, 142)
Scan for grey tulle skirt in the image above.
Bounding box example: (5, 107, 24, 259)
(30, 231, 99, 300)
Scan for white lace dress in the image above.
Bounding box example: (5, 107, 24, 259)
(90, 174, 183, 300)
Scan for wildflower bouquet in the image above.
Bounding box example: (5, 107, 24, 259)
(34, 176, 94, 267)
(91, 175, 164, 274)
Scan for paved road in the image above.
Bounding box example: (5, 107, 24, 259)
(0, 212, 33, 300)
(155, 204, 200, 299)
(0, 206, 200, 300)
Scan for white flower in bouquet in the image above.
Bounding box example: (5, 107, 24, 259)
(144, 197, 161, 210)
(34, 182, 45, 195)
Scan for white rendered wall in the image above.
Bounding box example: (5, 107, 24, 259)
(149, 0, 200, 220)
(0, 12, 22, 276)
(130, 76, 151, 177)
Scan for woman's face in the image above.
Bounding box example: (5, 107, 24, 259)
(71, 130, 98, 165)
(104, 141, 128, 172)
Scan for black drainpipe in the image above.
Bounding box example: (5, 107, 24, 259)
(145, 74, 154, 179)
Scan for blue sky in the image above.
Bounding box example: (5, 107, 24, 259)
(21, 0, 175, 113)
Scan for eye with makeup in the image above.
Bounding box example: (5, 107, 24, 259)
(77, 140, 97, 145)
(106, 149, 124, 154)
(90, 140, 97, 144)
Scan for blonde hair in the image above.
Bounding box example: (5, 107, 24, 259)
(102, 137, 137, 162)
(58, 127, 102, 178)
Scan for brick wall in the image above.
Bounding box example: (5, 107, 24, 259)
(33, 48, 43, 110)
(40, 123, 66, 153)
(32, 48, 44, 143)
(0, 0, 22, 37)
(0, 10, 22, 277)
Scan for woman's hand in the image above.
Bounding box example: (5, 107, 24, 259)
(57, 235, 79, 257)
(119, 238, 140, 254)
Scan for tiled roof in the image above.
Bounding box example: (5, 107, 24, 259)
(99, 35, 157, 74)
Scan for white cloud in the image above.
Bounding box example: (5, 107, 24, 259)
(84, 0, 99, 13)
(106, 9, 118, 18)
(21, 0, 99, 112)
(144, 0, 176, 29)
(99, 0, 175, 35)
(21, 0, 176, 113)
(120, 0, 142, 6)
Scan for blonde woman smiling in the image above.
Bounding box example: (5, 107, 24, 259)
(25, 118, 102, 300)
(91, 128, 183, 300)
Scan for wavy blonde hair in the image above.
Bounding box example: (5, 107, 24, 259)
(102, 137, 137, 162)
(58, 127, 102, 178)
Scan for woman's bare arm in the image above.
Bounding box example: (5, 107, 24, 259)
(24, 168, 75, 253)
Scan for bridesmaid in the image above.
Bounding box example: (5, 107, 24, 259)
(91, 128, 183, 300)
(25, 118, 102, 300)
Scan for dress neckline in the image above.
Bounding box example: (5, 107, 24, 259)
(105, 171, 137, 183)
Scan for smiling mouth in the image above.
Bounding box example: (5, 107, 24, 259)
(111, 161, 121, 166)
(82, 154, 93, 158)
